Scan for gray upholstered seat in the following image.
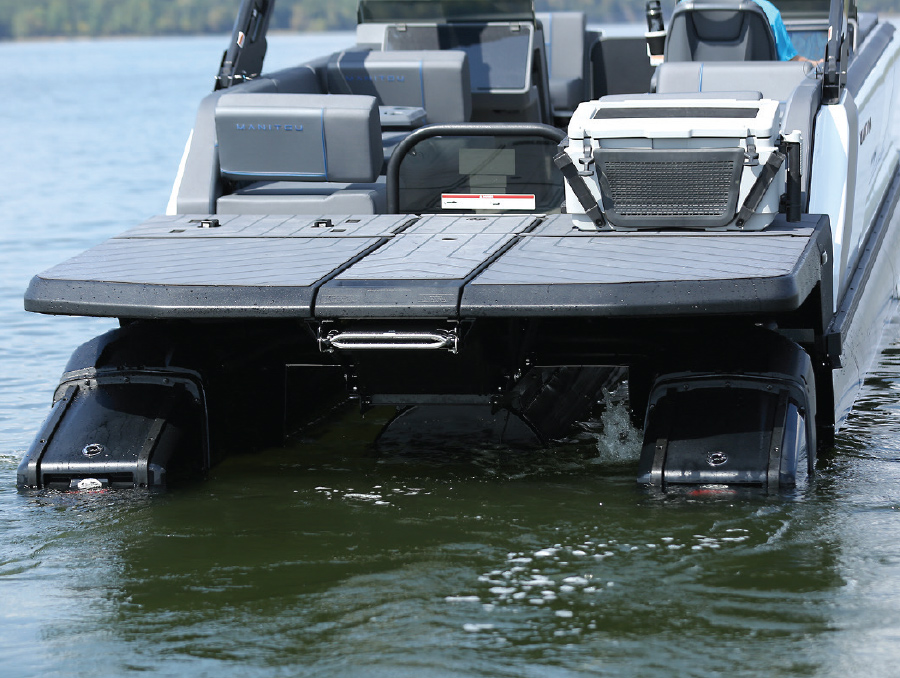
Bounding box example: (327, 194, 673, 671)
(326, 49, 471, 124)
(536, 11, 588, 113)
(654, 60, 821, 195)
(214, 93, 386, 214)
(655, 60, 814, 100)
(216, 179, 387, 215)
(665, 1, 777, 62)
(369, 21, 547, 123)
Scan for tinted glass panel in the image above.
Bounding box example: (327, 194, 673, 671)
(358, 0, 534, 23)
(398, 135, 564, 214)
(385, 23, 532, 91)
(776, 0, 832, 19)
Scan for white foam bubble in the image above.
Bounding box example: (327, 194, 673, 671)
(463, 623, 494, 632)
(593, 387, 643, 463)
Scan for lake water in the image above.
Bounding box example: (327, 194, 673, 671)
(2, 33, 900, 678)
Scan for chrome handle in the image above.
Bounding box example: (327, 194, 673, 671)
(320, 330, 458, 353)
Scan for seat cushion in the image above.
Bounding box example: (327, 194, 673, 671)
(216, 180, 387, 215)
(327, 49, 471, 124)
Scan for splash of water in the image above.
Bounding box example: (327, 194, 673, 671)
(592, 386, 643, 464)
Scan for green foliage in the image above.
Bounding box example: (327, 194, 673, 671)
(0, 0, 898, 39)
(0, 0, 358, 39)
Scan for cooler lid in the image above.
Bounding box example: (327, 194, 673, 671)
(571, 98, 781, 141)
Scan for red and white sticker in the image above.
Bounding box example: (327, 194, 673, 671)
(441, 194, 536, 210)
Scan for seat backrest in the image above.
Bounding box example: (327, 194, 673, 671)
(326, 49, 471, 124)
(590, 35, 656, 98)
(654, 60, 821, 195)
(374, 21, 547, 123)
(535, 11, 587, 112)
(655, 60, 814, 100)
(665, 1, 777, 62)
(215, 93, 382, 184)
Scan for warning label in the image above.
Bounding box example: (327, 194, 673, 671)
(440, 194, 536, 210)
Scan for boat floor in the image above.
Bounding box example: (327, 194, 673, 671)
(25, 213, 830, 320)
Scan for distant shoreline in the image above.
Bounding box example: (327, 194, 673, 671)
(0, 28, 351, 44)
(3, 9, 897, 45)
(0, 32, 224, 44)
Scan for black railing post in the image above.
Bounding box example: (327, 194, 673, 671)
(215, 0, 275, 91)
(823, 0, 847, 104)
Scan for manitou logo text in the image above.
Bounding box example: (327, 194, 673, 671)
(860, 118, 873, 145)
(235, 123, 304, 131)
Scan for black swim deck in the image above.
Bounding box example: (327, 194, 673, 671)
(24, 212, 831, 320)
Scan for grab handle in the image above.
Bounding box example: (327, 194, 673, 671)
(319, 330, 458, 353)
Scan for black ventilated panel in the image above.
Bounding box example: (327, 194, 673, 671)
(595, 147, 745, 229)
(604, 160, 736, 215)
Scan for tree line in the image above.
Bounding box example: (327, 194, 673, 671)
(0, 0, 355, 39)
(0, 0, 894, 40)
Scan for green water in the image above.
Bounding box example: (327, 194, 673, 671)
(5, 381, 900, 677)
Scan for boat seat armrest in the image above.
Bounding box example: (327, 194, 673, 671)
(326, 49, 471, 124)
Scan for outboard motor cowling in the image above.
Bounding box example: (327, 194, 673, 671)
(637, 334, 817, 490)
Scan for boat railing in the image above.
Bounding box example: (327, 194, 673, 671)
(823, 0, 849, 103)
(215, 0, 273, 91)
(384, 122, 566, 214)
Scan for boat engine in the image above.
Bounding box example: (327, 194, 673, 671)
(17, 326, 210, 491)
(637, 332, 817, 490)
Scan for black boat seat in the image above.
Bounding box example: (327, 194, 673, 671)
(665, 1, 777, 62)
(326, 49, 472, 124)
(214, 93, 385, 214)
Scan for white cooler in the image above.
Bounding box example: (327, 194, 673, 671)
(564, 97, 787, 231)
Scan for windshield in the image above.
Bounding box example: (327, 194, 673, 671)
(775, 0, 834, 20)
(357, 0, 535, 24)
(396, 134, 564, 215)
